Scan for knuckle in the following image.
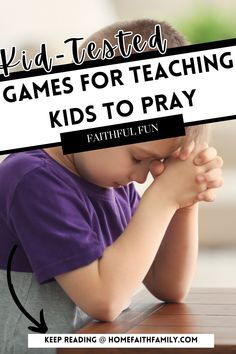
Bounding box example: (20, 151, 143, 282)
(216, 156, 223, 167)
(211, 147, 217, 155)
(207, 194, 215, 202)
(198, 150, 205, 159)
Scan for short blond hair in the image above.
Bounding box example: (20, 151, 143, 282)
(81, 19, 187, 55)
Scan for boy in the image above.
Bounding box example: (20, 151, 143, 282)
(0, 20, 223, 354)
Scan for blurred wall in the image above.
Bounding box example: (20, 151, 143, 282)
(1, 0, 118, 61)
(198, 121, 236, 247)
(113, 0, 236, 22)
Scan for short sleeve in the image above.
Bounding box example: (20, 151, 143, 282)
(128, 183, 141, 216)
(9, 166, 103, 284)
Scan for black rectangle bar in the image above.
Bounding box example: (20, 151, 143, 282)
(60, 114, 185, 154)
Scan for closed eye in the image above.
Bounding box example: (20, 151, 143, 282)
(132, 156, 142, 164)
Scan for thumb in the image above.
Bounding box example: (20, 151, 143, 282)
(149, 160, 165, 178)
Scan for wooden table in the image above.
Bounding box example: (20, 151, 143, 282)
(58, 287, 236, 354)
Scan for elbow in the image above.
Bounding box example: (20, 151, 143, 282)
(86, 298, 123, 322)
(99, 297, 131, 322)
(100, 308, 120, 322)
(155, 288, 189, 304)
(96, 303, 122, 322)
(163, 293, 186, 304)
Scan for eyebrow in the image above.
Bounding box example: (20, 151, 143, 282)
(134, 147, 164, 160)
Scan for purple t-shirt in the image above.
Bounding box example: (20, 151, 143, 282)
(0, 150, 140, 284)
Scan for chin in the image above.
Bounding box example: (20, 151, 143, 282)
(113, 183, 125, 188)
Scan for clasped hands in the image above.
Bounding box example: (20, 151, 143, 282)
(149, 141, 224, 203)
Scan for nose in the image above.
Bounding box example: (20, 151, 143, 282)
(131, 166, 149, 184)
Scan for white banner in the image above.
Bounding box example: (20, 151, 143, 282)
(28, 333, 214, 348)
(1, 40, 236, 153)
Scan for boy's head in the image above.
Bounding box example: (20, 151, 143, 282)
(72, 137, 183, 188)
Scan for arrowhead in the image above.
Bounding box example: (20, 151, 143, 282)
(28, 309, 48, 333)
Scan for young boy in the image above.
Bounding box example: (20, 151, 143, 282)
(0, 20, 223, 354)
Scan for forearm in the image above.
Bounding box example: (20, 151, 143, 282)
(97, 186, 177, 315)
(144, 203, 199, 301)
(56, 185, 178, 321)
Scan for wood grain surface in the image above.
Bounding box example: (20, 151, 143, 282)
(57, 288, 236, 354)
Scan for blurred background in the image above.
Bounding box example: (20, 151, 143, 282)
(1, 0, 236, 287)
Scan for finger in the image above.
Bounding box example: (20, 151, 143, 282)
(202, 142, 209, 149)
(193, 142, 208, 154)
(178, 140, 195, 160)
(194, 146, 218, 165)
(149, 159, 165, 177)
(196, 168, 223, 184)
(207, 178, 224, 189)
(197, 189, 217, 202)
(172, 147, 181, 158)
(196, 156, 223, 173)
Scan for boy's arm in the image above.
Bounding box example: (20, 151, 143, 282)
(143, 203, 199, 302)
(143, 144, 223, 301)
(55, 186, 177, 322)
(55, 150, 222, 322)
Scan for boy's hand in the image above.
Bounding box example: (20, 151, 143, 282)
(150, 140, 201, 177)
(193, 146, 223, 202)
(149, 144, 223, 209)
(173, 142, 224, 203)
(172, 140, 196, 161)
(149, 159, 165, 178)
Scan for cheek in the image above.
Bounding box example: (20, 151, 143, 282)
(74, 156, 97, 180)
(76, 153, 132, 184)
(79, 159, 115, 184)
(100, 161, 132, 183)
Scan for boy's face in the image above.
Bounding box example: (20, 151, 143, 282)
(72, 137, 182, 188)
